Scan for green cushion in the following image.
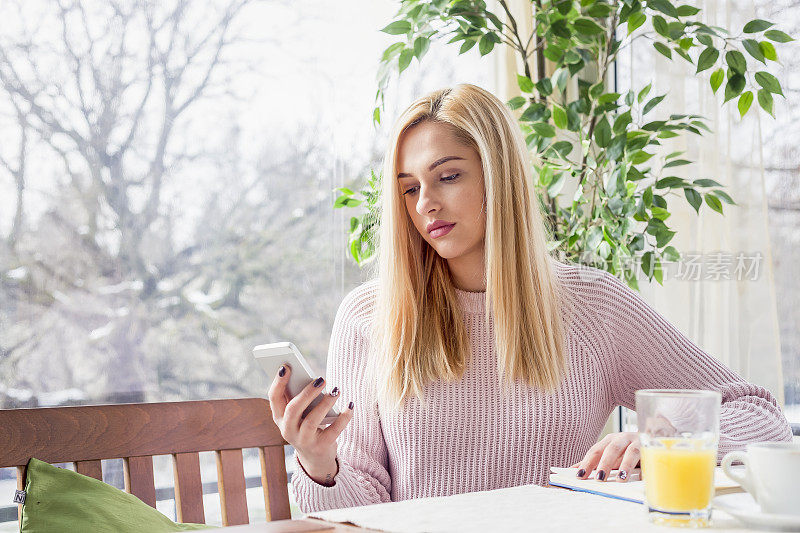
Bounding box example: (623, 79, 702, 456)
(20, 457, 213, 532)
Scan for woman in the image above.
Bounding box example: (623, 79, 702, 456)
(268, 84, 792, 513)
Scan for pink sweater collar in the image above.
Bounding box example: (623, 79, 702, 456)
(454, 287, 486, 315)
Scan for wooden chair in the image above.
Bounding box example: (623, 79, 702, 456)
(0, 398, 290, 527)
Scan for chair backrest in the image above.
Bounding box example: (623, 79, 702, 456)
(0, 398, 290, 527)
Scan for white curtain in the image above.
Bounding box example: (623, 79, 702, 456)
(495, 0, 785, 405)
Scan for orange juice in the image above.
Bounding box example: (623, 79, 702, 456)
(641, 438, 716, 511)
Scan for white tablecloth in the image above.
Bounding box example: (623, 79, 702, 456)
(308, 484, 764, 533)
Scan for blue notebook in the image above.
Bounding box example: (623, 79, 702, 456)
(549, 467, 644, 504)
(549, 466, 742, 504)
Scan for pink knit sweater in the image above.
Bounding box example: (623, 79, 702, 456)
(291, 261, 792, 513)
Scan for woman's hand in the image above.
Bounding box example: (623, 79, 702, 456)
(267, 364, 354, 486)
(572, 432, 641, 482)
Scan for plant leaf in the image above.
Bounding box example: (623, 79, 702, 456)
(656, 176, 686, 188)
(743, 19, 774, 33)
(663, 245, 681, 261)
(725, 50, 747, 74)
(381, 42, 405, 61)
(759, 41, 777, 61)
(693, 178, 723, 187)
(653, 42, 672, 59)
(507, 96, 526, 110)
(533, 122, 556, 137)
(649, 0, 679, 18)
(710, 68, 724, 93)
(606, 134, 627, 161)
(459, 39, 477, 54)
(413, 36, 430, 59)
(696, 47, 719, 73)
(398, 48, 414, 72)
(641, 251, 654, 278)
(642, 94, 666, 115)
(478, 33, 495, 55)
(553, 105, 568, 129)
(653, 16, 669, 37)
(536, 78, 553, 96)
(743, 39, 765, 64)
(723, 74, 745, 103)
(593, 116, 612, 147)
(757, 88, 774, 117)
(764, 29, 794, 43)
(574, 17, 606, 35)
(663, 159, 691, 169)
(705, 193, 724, 214)
(381, 21, 412, 35)
(637, 82, 652, 103)
(755, 71, 784, 96)
(684, 188, 702, 212)
(676, 5, 701, 16)
(737, 91, 753, 117)
(712, 189, 736, 204)
(628, 11, 646, 34)
(517, 74, 534, 93)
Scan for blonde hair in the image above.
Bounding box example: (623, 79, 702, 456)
(368, 83, 566, 411)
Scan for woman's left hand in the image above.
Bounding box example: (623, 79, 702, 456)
(571, 432, 641, 482)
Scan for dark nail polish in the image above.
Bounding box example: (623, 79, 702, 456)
(577, 468, 586, 478)
(348, 401, 354, 410)
(618, 470, 628, 481)
(278, 366, 286, 377)
(313, 377, 324, 387)
(597, 470, 606, 481)
(330, 387, 339, 397)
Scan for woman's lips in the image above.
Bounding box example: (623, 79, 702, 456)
(429, 223, 455, 239)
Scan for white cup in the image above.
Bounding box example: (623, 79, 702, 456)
(721, 442, 800, 516)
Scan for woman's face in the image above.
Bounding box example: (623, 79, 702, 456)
(396, 121, 486, 262)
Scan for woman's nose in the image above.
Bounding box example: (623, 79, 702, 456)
(416, 186, 441, 216)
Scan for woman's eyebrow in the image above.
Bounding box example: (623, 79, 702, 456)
(397, 155, 465, 179)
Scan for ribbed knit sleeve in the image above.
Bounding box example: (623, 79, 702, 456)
(593, 270, 793, 459)
(290, 280, 392, 513)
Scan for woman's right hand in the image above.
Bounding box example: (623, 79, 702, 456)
(267, 364, 354, 486)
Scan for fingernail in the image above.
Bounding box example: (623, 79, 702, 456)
(278, 366, 286, 377)
(576, 469, 585, 478)
(597, 470, 606, 481)
(348, 401, 354, 410)
(313, 377, 324, 387)
(330, 387, 339, 397)
(618, 470, 628, 481)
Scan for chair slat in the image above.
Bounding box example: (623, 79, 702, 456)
(173, 452, 205, 524)
(0, 398, 283, 466)
(17, 466, 25, 529)
(124, 455, 157, 508)
(259, 446, 290, 521)
(75, 459, 103, 480)
(216, 448, 249, 525)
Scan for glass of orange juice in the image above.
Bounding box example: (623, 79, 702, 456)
(636, 389, 721, 527)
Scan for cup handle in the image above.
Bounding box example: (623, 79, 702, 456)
(721, 450, 755, 500)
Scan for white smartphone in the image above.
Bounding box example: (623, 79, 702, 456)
(253, 342, 339, 425)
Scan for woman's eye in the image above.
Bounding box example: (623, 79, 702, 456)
(401, 174, 459, 196)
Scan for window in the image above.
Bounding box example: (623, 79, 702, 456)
(0, 0, 493, 524)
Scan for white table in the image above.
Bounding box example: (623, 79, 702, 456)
(300, 484, 771, 533)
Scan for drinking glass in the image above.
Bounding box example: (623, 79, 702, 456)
(636, 389, 721, 527)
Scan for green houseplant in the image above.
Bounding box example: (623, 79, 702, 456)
(334, 0, 792, 288)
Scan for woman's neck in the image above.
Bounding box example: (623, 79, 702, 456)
(447, 245, 486, 292)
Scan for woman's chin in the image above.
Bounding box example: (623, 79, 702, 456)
(429, 244, 465, 260)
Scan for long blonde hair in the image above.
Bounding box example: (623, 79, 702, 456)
(368, 84, 566, 411)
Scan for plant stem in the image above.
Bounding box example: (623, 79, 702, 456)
(578, 3, 619, 187)
(498, 0, 534, 84)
